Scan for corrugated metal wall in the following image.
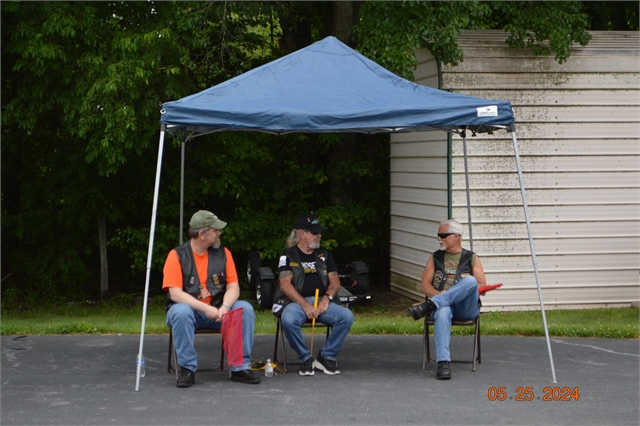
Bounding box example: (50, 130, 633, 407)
(390, 30, 640, 311)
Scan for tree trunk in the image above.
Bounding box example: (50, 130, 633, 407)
(329, 1, 360, 206)
(98, 215, 109, 300)
(332, 1, 353, 45)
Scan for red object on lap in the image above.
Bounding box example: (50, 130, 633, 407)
(222, 307, 244, 368)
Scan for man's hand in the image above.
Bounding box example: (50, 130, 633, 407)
(203, 305, 221, 321)
(316, 297, 330, 315)
(216, 304, 230, 322)
(302, 302, 319, 320)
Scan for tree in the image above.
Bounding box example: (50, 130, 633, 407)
(1, 1, 277, 303)
(2, 1, 632, 306)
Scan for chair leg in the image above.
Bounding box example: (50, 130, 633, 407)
(471, 318, 478, 372)
(477, 316, 482, 364)
(279, 320, 289, 373)
(218, 336, 225, 372)
(167, 329, 173, 374)
(172, 337, 179, 381)
(169, 328, 225, 377)
(422, 317, 429, 370)
(273, 319, 280, 365)
(273, 318, 289, 374)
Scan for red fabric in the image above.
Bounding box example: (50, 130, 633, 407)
(222, 307, 244, 368)
(478, 283, 502, 296)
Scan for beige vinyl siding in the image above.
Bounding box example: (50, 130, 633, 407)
(390, 30, 640, 311)
(389, 51, 446, 300)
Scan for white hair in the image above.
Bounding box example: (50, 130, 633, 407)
(286, 229, 299, 248)
(441, 219, 464, 238)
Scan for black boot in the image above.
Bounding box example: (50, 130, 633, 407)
(177, 366, 195, 388)
(408, 299, 437, 321)
(436, 361, 451, 380)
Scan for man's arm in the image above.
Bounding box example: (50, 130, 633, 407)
(420, 256, 443, 298)
(167, 287, 220, 320)
(219, 282, 240, 317)
(317, 271, 340, 313)
(472, 256, 487, 287)
(278, 271, 318, 319)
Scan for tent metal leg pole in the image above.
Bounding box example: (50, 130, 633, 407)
(180, 140, 185, 244)
(447, 132, 453, 220)
(136, 126, 167, 391)
(462, 133, 474, 251)
(511, 131, 557, 383)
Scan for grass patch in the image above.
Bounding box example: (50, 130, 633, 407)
(1, 299, 637, 338)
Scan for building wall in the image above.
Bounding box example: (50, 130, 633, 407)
(390, 30, 640, 311)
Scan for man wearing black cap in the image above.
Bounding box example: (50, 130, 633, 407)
(274, 214, 355, 376)
(163, 210, 261, 387)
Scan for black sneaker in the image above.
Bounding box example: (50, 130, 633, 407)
(436, 361, 451, 380)
(230, 369, 261, 384)
(313, 352, 340, 375)
(408, 300, 437, 321)
(177, 366, 195, 388)
(299, 357, 315, 376)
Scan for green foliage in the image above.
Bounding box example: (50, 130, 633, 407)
(489, 1, 592, 64)
(1, 0, 624, 307)
(353, 1, 595, 79)
(354, 1, 491, 78)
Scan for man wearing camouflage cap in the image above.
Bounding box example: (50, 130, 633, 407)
(163, 210, 260, 387)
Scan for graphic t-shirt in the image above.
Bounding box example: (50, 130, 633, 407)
(442, 251, 477, 291)
(278, 246, 337, 297)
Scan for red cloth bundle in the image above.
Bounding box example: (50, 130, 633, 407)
(221, 307, 244, 368)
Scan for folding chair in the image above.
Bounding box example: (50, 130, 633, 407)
(273, 317, 332, 373)
(422, 298, 481, 372)
(167, 328, 225, 380)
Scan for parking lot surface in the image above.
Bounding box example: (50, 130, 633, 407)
(2, 334, 638, 425)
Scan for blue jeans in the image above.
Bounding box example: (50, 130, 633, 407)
(280, 297, 355, 363)
(166, 300, 255, 372)
(430, 276, 480, 362)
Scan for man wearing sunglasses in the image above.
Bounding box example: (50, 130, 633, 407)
(274, 214, 355, 376)
(407, 219, 486, 380)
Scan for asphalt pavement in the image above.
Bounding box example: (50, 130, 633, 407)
(1, 333, 638, 425)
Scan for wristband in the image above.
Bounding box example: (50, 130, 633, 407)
(222, 304, 231, 311)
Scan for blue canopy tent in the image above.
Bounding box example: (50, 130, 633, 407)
(136, 36, 555, 390)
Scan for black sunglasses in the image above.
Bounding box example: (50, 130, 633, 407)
(437, 233, 457, 239)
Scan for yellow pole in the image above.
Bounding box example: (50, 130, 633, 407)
(310, 289, 320, 356)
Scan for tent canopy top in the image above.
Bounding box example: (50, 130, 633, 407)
(160, 36, 514, 137)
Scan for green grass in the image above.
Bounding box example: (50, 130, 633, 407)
(1, 299, 638, 338)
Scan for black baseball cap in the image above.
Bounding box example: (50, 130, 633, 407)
(294, 214, 327, 234)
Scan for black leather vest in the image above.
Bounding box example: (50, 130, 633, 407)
(274, 246, 329, 303)
(432, 249, 474, 291)
(164, 241, 227, 311)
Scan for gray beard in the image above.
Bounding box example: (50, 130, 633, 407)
(213, 241, 221, 249)
(309, 241, 321, 250)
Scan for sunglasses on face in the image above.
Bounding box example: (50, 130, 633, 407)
(437, 233, 457, 239)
